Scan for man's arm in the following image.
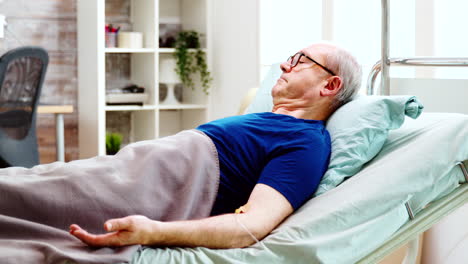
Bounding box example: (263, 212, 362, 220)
(70, 183, 293, 248)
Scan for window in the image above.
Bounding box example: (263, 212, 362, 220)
(434, 0, 468, 79)
(259, 0, 322, 79)
(260, 0, 416, 92)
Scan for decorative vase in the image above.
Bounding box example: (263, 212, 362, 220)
(159, 83, 183, 103)
(159, 57, 181, 105)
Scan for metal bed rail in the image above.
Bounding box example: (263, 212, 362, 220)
(361, 1, 468, 263)
(357, 183, 468, 264)
(373, 0, 468, 96)
(367, 57, 468, 95)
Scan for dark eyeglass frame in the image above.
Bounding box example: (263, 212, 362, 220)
(287, 52, 336, 76)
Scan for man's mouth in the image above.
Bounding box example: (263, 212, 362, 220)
(278, 76, 287, 83)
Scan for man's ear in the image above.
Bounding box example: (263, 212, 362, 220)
(320, 76, 342, 96)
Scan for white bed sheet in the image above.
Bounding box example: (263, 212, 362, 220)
(131, 113, 468, 264)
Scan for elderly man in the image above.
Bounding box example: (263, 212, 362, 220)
(69, 42, 362, 249)
(0, 42, 361, 263)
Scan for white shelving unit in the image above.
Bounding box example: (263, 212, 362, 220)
(77, 0, 212, 158)
(105, 48, 157, 53)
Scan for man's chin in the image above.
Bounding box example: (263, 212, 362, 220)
(271, 85, 279, 96)
(272, 79, 286, 90)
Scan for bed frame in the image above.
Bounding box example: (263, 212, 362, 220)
(358, 162, 468, 264)
(359, 1, 468, 263)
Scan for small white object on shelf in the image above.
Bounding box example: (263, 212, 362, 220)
(118, 32, 143, 49)
(159, 57, 181, 105)
(106, 105, 156, 111)
(106, 93, 148, 105)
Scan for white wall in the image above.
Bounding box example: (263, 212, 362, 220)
(422, 204, 468, 264)
(209, 0, 259, 120)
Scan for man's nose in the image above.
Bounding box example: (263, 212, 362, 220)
(280, 61, 292, 73)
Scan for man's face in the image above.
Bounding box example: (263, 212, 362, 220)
(271, 45, 333, 104)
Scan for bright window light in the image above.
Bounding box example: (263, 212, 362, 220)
(259, 0, 322, 79)
(260, 0, 417, 92)
(434, 0, 468, 79)
(333, 0, 415, 90)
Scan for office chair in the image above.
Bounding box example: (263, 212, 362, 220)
(0, 46, 49, 168)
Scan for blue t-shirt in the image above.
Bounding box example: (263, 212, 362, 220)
(197, 112, 331, 215)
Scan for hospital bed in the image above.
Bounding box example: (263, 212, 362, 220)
(128, 1, 468, 263)
(360, 1, 468, 263)
(359, 0, 468, 263)
(128, 111, 468, 264)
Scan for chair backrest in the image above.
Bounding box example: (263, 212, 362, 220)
(0, 46, 49, 167)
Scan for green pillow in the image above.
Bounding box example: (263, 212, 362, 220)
(315, 95, 424, 195)
(245, 65, 424, 196)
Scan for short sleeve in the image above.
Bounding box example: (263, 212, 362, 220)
(257, 139, 330, 210)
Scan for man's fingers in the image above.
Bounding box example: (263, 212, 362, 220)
(69, 224, 80, 233)
(104, 222, 113, 232)
(104, 216, 133, 232)
(70, 225, 123, 247)
(70, 216, 148, 247)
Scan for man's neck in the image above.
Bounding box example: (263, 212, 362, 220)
(271, 106, 330, 121)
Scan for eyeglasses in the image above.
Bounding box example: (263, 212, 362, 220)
(287, 52, 336, 76)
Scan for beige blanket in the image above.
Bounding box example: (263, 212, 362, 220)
(0, 130, 219, 264)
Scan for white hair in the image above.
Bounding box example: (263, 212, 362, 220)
(325, 46, 362, 110)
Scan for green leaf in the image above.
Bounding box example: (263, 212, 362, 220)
(173, 30, 212, 94)
(106, 132, 123, 155)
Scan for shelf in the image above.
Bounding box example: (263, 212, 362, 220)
(78, 0, 211, 158)
(105, 104, 208, 111)
(158, 48, 208, 54)
(105, 48, 156, 53)
(104, 48, 207, 54)
(105, 105, 157, 111)
(158, 104, 207, 110)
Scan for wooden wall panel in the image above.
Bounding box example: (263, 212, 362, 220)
(4, 20, 76, 51)
(0, 0, 134, 163)
(0, 0, 76, 19)
(106, 0, 130, 22)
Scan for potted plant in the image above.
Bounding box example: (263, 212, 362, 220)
(106, 132, 123, 155)
(173, 30, 212, 94)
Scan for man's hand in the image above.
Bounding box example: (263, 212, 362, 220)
(69, 215, 159, 247)
(70, 184, 293, 249)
